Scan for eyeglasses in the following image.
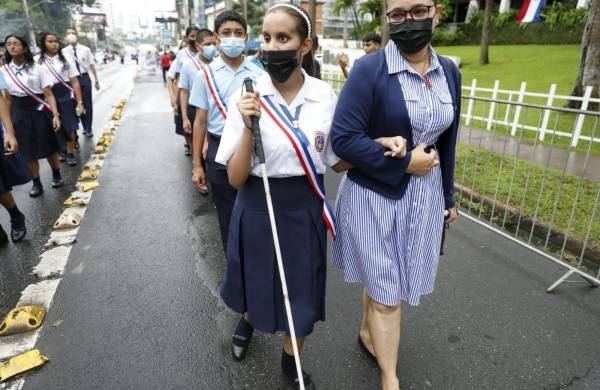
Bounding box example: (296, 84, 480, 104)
(387, 5, 435, 24)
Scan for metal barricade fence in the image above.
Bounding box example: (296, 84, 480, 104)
(322, 73, 600, 292)
(457, 96, 600, 292)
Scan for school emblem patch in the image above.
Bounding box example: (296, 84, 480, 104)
(314, 131, 325, 153)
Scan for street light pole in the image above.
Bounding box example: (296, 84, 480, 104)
(21, 0, 38, 48)
(308, 0, 316, 35)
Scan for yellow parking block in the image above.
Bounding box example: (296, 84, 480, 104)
(79, 181, 99, 192)
(0, 306, 46, 337)
(0, 349, 49, 382)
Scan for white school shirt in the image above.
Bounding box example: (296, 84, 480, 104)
(167, 57, 179, 80)
(215, 71, 341, 177)
(35, 54, 79, 84)
(62, 44, 94, 74)
(178, 55, 206, 92)
(173, 47, 196, 75)
(0, 62, 53, 96)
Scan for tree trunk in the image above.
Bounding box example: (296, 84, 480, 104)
(480, 0, 493, 65)
(569, 0, 599, 110)
(309, 0, 317, 34)
(381, 0, 389, 45)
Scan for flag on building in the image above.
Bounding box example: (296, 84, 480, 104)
(517, 0, 546, 22)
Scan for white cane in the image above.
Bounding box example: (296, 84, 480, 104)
(243, 78, 305, 390)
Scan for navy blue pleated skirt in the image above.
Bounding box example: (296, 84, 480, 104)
(220, 175, 327, 337)
(174, 100, 195, 137)
(52, 83, 79, 150)
(52, 83, 79, 133)
(10, 95, 58, 161)
(0, 133, 32, 193)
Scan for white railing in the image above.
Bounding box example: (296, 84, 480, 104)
(462, 79, 600, 147)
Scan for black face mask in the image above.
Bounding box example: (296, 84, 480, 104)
(389, 19, 433, 54)
(261, 50, 299, 83)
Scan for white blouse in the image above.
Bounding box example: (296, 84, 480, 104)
(35, 54, 79, 84)
(0, 61, 53, 96)
(216, 71, 340, 178)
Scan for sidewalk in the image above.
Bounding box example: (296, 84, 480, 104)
(11, 72, 600, 390)
(459, 126, 600, 182)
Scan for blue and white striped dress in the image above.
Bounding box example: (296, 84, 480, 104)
(332, 44, 455, 306)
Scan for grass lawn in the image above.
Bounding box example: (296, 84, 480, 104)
(456, 144, 599, 272)
(324, 45, 600, 156)
(434, 45, 581, 94)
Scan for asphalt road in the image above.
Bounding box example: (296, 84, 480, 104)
(0, 62, 137, 316)
(2, 67, 600, 390)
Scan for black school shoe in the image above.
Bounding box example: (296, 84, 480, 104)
(51, 177, 64, 188)
(231, 317, 254, 361)
(29, 184, 43, 197)
(281, 350, 315, 390)
(59, 152, 67, 162)
(10, 212, 26, 243)
(0, 224, 8, 246)
(67, 154, 78, 166)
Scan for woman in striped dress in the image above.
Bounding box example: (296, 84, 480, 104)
(330, 0, 461, 388)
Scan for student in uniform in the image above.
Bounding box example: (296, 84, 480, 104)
(338, 32, 383, 79)
(0, 71, 28, 244)
(178, 28, 216, 163)
(168, 28, 200, 153)
(215, 5, 348, 389)
(189, 10, 263, 252)
(63, 27, 100, 138)
(2, 35, 63, 198)
(37, 32, 84, 167)
(330, 0, 461, 388)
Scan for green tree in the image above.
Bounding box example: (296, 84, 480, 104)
(334, 0, 362, 39)
(233, 0, 266, 38)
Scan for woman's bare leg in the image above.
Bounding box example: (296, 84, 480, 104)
(367, 295, 401, 390)
(360, 288, 376, 355)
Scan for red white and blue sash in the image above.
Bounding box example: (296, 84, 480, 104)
(260, 95, 337, 239)
(2, 65, 51, 111)
(42, 57, 75, 100)
(202, 66, 227, 119)
(189, 55, 204, 71)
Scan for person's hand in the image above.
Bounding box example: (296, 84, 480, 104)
(76, 101, 85, 116)
(447, 207, 458, 224)
(94, 80, 100, 90)
(192, 166, 206, 191)
(171, 98, 178, 114)
(202, 139, 208, 161)
(338, 53, 348, 68)
(376, 136, 407, 158)
(237, 91, 260, 130)
(3, 134, 18, 155)
(183, 118, 192, 134)
(52, 115, 61, 131)
(407, 144, 439, 176)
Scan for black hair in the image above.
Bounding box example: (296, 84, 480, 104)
(66, 26, 77, 34)
(362, 32, 382, 45)
(185, 25, 201, 38)
(214, 10, 247, 35)
(311, 34, 319, 50)
(38, 32, 70, 69)
(4, 35, 34, 69)
(196, 28, 213, 43)
(267, 5, 315, 77)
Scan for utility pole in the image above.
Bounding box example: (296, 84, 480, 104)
(21, 0, 37, 49)
(242, 0, 248, 20)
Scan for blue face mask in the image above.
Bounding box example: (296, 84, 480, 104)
(201, 44, 219, 61)
(219, 36, 246, 58)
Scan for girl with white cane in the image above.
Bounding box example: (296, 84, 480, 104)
(215, 5, 348, 389)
